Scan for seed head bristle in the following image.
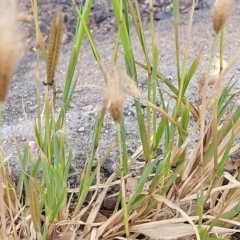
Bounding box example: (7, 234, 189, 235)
(121, 72, 141, 100)
(212, 0, 233, 33)
(0, 0, 23, 102)
(104, 67, 141, 123)
(46, 5, 63, 85)
(104, 67, 124, 123)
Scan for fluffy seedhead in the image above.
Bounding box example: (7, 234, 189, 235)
(103, 67, 141, 123)
(104, 67, 124, 123)
(212, 0, 233, 33)
(46, 6, 63, 85)
(0, 0, 23, 102)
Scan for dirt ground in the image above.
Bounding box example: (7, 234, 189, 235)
(2, 0, 240, 183)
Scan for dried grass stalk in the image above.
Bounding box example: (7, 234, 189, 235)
(213, 0, 233, 33)
(0, 0, 23, 102)
(46, 6, 63, 85)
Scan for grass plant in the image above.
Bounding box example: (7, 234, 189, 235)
(1, 0, 240, 239)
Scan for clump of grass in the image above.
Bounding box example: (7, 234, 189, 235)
(2, 0, 240, 239)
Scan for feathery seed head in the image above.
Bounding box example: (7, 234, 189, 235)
(212, 0, 233, 33)
(104, 67, 124, 123)
(121, 72, 141, 100)
(104, 67, 141, 123)
(0, 0, 23, 102)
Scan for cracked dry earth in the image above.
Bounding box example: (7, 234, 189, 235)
(2, 1, 240, 184)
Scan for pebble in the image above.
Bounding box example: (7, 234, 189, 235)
(101, 158, 114, 175)
(123, 107, 135, 117)
(57, 0, 82, 4)
(102, 198, 116, 210)
(156, 148, 163, 157)
(29, 141, 35, 148)
(195, 2, 210, 10)
(82, 105, 93, 112)
(154, 11, 171, 21)
(94, 10, 108, 24)
(78, 127, 85, 132)
(62, 32, 70, 44)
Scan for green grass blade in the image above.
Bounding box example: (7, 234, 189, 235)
(128, 158, 159, 207)
(182, 49, 203, 96)
(63, 0, 92, 103)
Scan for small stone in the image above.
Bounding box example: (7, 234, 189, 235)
(28, 106, 37, 113)
(57, 0, 82, 3)
(94, 10, 108, 24)
(123, 107, 135, 117)
(57, 0, 67, 3)
(82, 105, 93, 112)
(102, 158, 114, 175)
(78, 127, 84, 132)
(102, 198, 116, 210)
(156, 148, 163, 157)
(29, 141, 35, 148)
(62, 32, 70, 44)
(195, 2, 210, 10)
(154, 11, 170, 21)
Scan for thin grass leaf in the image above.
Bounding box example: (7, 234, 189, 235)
(118, 118, 128, 174)
(112, 0, 150, 162)
(182, 48, 203, 96)
(136, 61, 179, 95)
(173, 0, 180, 85)
(216, 127, 234, 178)
(73, 5, 101, 63)
(51, 190, 66, 222)
(150, 116, 167, 157)
(30, 0, 47, 61)
(127, 158, 158, 207)
(217, 80, 236, 120)
(149, 152, 170, 194)
(15, 141, 29, 197)
(73, 109, 105, 217)
(63, 0, 92, 103)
